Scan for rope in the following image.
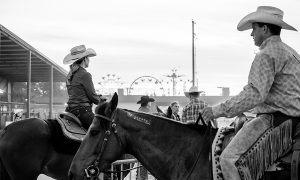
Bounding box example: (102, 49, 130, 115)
(187, 114, 212, 180)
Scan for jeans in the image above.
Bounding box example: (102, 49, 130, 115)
(65, 105, 94, 130)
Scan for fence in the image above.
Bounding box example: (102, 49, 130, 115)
(99, 159, 157, 180)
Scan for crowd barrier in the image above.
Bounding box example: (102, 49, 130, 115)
(99, 159, 157, 180)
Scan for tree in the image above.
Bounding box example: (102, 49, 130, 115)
(12, 82, 67, 102)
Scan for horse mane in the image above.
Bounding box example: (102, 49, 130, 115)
(95, 102, 211, 134)
(121, 108, 209, 134)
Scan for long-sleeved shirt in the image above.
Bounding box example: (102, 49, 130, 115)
(213, 35, 300, 118)
(182, 98, 208, 123)
(66, 66, 99, 105)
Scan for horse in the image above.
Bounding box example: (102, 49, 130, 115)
(0, 117, 79, 180)
(69, 92, 217, 180)
(69, 92, 296, 180)
(0, 113, 129, 180)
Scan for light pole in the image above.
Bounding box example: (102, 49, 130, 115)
(192, 20, 196, 87)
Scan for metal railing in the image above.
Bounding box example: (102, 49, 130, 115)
(99, 159, 157, 180)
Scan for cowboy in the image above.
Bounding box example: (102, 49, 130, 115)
(137, 95, 155, 113)
(136, 95, 156, 180)
(63, 45, 100, 130)
(182, 86, 207, 124)
(201, 6, 300, 180)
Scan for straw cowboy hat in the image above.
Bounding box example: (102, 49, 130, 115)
(137, 96, 155, 104)
(63, 45, 97, 65)
(237, 6, 297, 31)
(184, 86, 203, 98)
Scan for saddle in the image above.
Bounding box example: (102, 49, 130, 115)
(212, 114, 300, 180)
(56, 112, 87, 142)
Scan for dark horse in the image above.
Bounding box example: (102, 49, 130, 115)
(69, 93, 217, 180)
(0, 117, 79, 180)
(69, 92, 296, 180)
(0, 112, 128, 180)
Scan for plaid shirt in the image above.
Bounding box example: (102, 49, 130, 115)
(182, 98, 208, 123)
(213, 36, 300, 118)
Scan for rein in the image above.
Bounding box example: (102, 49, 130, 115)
(84, 112, 123, 178)
(186, 113, 213, 180)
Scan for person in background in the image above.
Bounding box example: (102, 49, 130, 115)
(166, 101, 181, 121)
(63, 45, 100, 130)
(136, 95, 156, 180)
(201, 6, 300, 180)
(182, 86, 207, 124)
(137, 95, 155, 113)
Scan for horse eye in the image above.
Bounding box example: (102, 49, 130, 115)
(90, 129, 100, 136)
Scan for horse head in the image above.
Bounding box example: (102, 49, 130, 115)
(69, 92, 125, 180)
(69, 92, 219, 180)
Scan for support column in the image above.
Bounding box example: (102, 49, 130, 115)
(26, 51, 31, 118)
(7, 81, 11, 115)
(49, 65, 53, 118)
(7, 81, 11, 103)
(0, 31, 1, 56)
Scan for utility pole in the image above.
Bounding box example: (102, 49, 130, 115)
(192, 20, 196, 87)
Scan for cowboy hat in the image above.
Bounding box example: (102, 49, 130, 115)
(184, 86, 203, 98)
(137, 96, 155, 104)
(63, 45, 97, 65)
(237, 6, 297, 31)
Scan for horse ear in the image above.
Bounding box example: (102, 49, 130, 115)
(110, 92, 118, 111)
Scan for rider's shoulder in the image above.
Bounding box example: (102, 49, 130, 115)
(79, 70, 92, 78)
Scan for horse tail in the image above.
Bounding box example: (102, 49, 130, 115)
(0, 157, 10, 180)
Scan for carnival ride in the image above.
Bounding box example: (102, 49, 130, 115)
(128, 76, 165, 96)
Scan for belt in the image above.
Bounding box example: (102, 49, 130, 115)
(258, 112, 298, 127)
(68, 103, 91, 107)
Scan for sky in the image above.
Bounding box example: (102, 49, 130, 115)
(1, 0, 300, 96)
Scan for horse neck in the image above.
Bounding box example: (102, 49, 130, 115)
(118, 109, 215, 180)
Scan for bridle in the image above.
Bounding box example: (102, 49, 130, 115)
(84, 110, 144, 179)
(84, 111, 120, 178)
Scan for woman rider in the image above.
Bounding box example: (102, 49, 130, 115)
(63, 45, 100, 130)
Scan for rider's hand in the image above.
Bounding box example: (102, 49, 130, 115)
(201, 107, 214, 125)
(98, 94, 107, 102)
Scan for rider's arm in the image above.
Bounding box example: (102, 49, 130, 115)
(82, 72, 100, 105)
(212, 53, 275, 118)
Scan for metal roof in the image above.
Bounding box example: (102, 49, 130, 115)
(0, 24, 67, 82)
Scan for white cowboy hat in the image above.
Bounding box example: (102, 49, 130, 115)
(237, 6, 297, 31)
(63, 45, 97, 65)
(184, 86, 203, 98)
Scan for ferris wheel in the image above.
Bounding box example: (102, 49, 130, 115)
(129, 76, 165, 96)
